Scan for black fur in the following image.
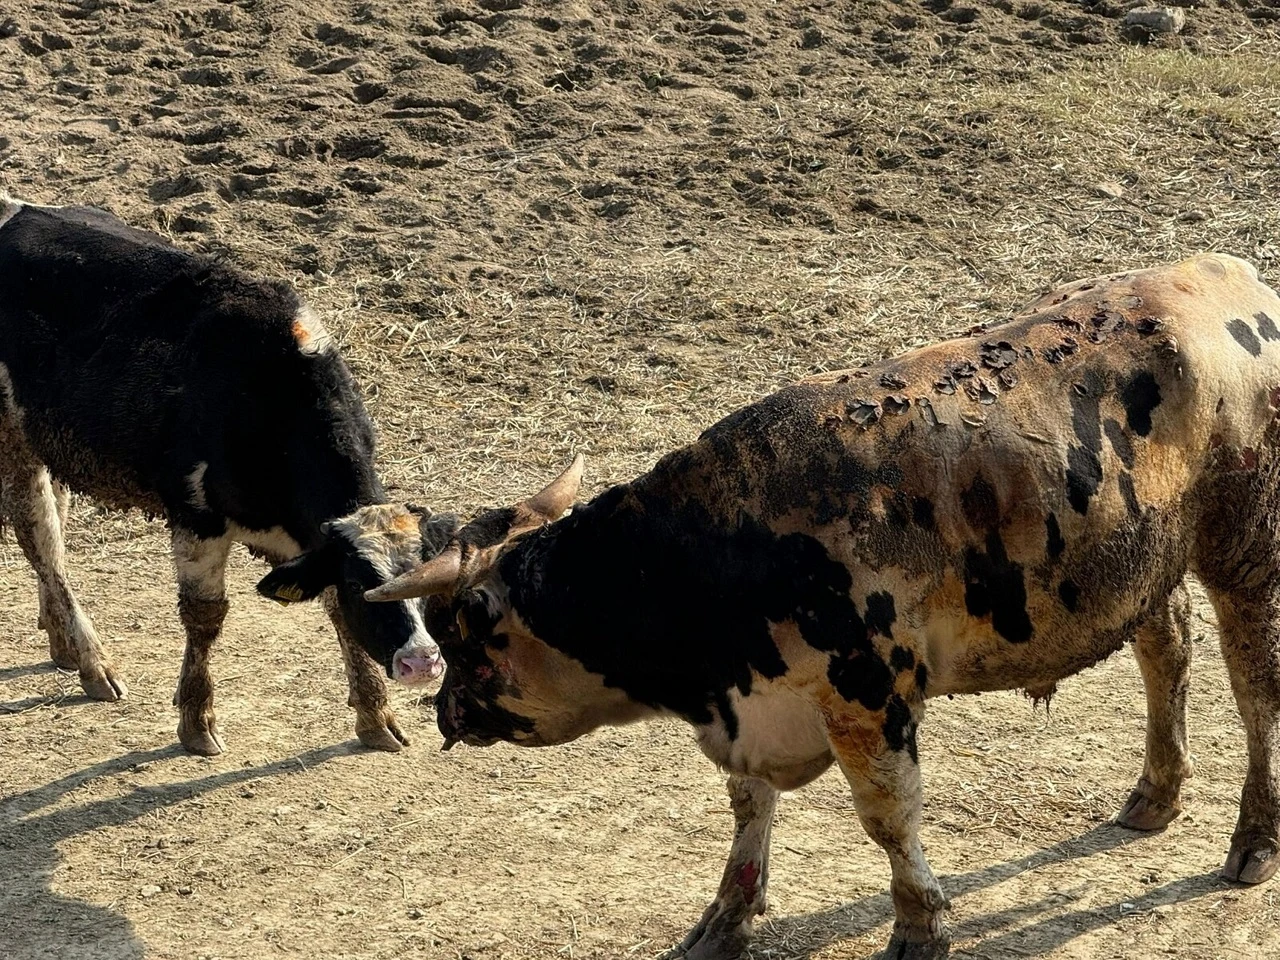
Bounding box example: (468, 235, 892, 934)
(0, 202, 416, 673)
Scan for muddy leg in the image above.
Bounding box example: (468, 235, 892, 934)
(37, 480, 71, 648)
(662, 775, 778, 960)
(321, 590, 409, 751)
(1118, 582, 1195, 831)
(828, 705, 949, 960)
(172, 529, 231, 756)
(0, 423, 124, 700)
(1205, 585, 1280, 884)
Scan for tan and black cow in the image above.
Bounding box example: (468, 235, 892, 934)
(369, 254, 1280, 959)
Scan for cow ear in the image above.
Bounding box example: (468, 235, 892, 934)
(256, 541, 341, 604)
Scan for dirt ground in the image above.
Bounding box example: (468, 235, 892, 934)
(3, 0, 1280, 957)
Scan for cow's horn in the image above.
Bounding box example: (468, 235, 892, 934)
(365, 546, 462, 602)
(524, 454, 585, 521)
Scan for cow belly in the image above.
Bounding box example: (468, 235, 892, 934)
(695, 682, 833, 790)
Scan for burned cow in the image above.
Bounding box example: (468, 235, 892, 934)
(0, 195, 446, 756)
(371, 255, 1280, 958)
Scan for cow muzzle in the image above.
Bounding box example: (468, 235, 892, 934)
(392, 642, 445, 686)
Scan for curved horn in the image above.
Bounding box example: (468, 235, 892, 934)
(524, 454, 585, 521)
(364, 545, 462, 602)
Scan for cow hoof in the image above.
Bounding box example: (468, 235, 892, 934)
(356, 723, 408, 752)
(80, 663, 128, 701)
(660, 906, 752, 960)
(659, 928, 750, 960)
(881, 934, 951, 960)
(178, 717, 226, 757)
(1117, 789, 1180, 831)
(1222, 842, 1279, 884)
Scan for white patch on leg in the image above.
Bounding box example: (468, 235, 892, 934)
(291, 305, 334, 356)
(172, 529, 232, 599)
(186, 461, 209, 511)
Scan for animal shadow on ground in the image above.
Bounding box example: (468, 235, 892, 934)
(750, 822, 1228, 958)
(0, 742, 355, 960)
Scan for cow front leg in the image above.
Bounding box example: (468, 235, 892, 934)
(321, 591, 409, 751)
(171, 530, 232, 756)
(0, 432, 125, 700)
(662, 775, 778, 960)
(827, 703, 950, 960)
(1118, 583, 1195, 831)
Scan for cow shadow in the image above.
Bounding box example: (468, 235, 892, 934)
(747, 822, 1230, 958)
(0, 741, 355, 960)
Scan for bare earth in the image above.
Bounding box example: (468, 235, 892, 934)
(3, 1, 1280, 957)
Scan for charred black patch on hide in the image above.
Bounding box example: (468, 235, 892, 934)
(1066, 370, 1106, 515)
(961, 473, 1000, 531)
(1058, 579, 1080, 613)
(865, 591, 896, 639)
(883, 693, 918, 763)
(1119, 371, 1161, 437)
(890, 645, 915, 672)
(1045, 512, 1066, 560)
(1104, 418, 1135, 469)
(1227, 318, 1262, 357)
(963, 531, 1033, 643)
(911, 496, 937, 531)
(1118, 471, 1141, 517)
(1256, 312, 1280, 342)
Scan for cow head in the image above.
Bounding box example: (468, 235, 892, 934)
(255, 504, 458, 685)
(363, 457, 614, 749)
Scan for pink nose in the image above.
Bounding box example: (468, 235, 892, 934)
(394, 651, 445, 685)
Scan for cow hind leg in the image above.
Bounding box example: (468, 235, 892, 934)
(0, 422, 124, 700)
(1203, 583, 1280, 884)
(171, 529, 232, 756)
(38, 480, 74, 663)
(320, 591, 409, 751)
(661, 775, 777, 960)
(1117, 581, 1195, 831)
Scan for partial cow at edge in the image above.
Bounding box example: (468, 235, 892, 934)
(373, 254, 1280, 959)
(0, 194, 449, 756)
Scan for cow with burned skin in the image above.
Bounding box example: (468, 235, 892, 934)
(370, 254, 1280, 959)
(0, 194, 447, 756)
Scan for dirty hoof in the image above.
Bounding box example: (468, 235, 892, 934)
(178, 716, 226, 757)
(659, 923, 750, 960)
(881, 934, 951, 960)
(659, 900, 754, 960)
(80, 662, 128, 701)
(1117, 789, 1181, 831)
(1222, 842, 1279, 885)
(356, 721, 409, 752)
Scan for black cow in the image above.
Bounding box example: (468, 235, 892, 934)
(0, 194, 449, 755)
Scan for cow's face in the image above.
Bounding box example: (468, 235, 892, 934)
(364, 457, 595, 749)
(255, 504, 458, 684)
